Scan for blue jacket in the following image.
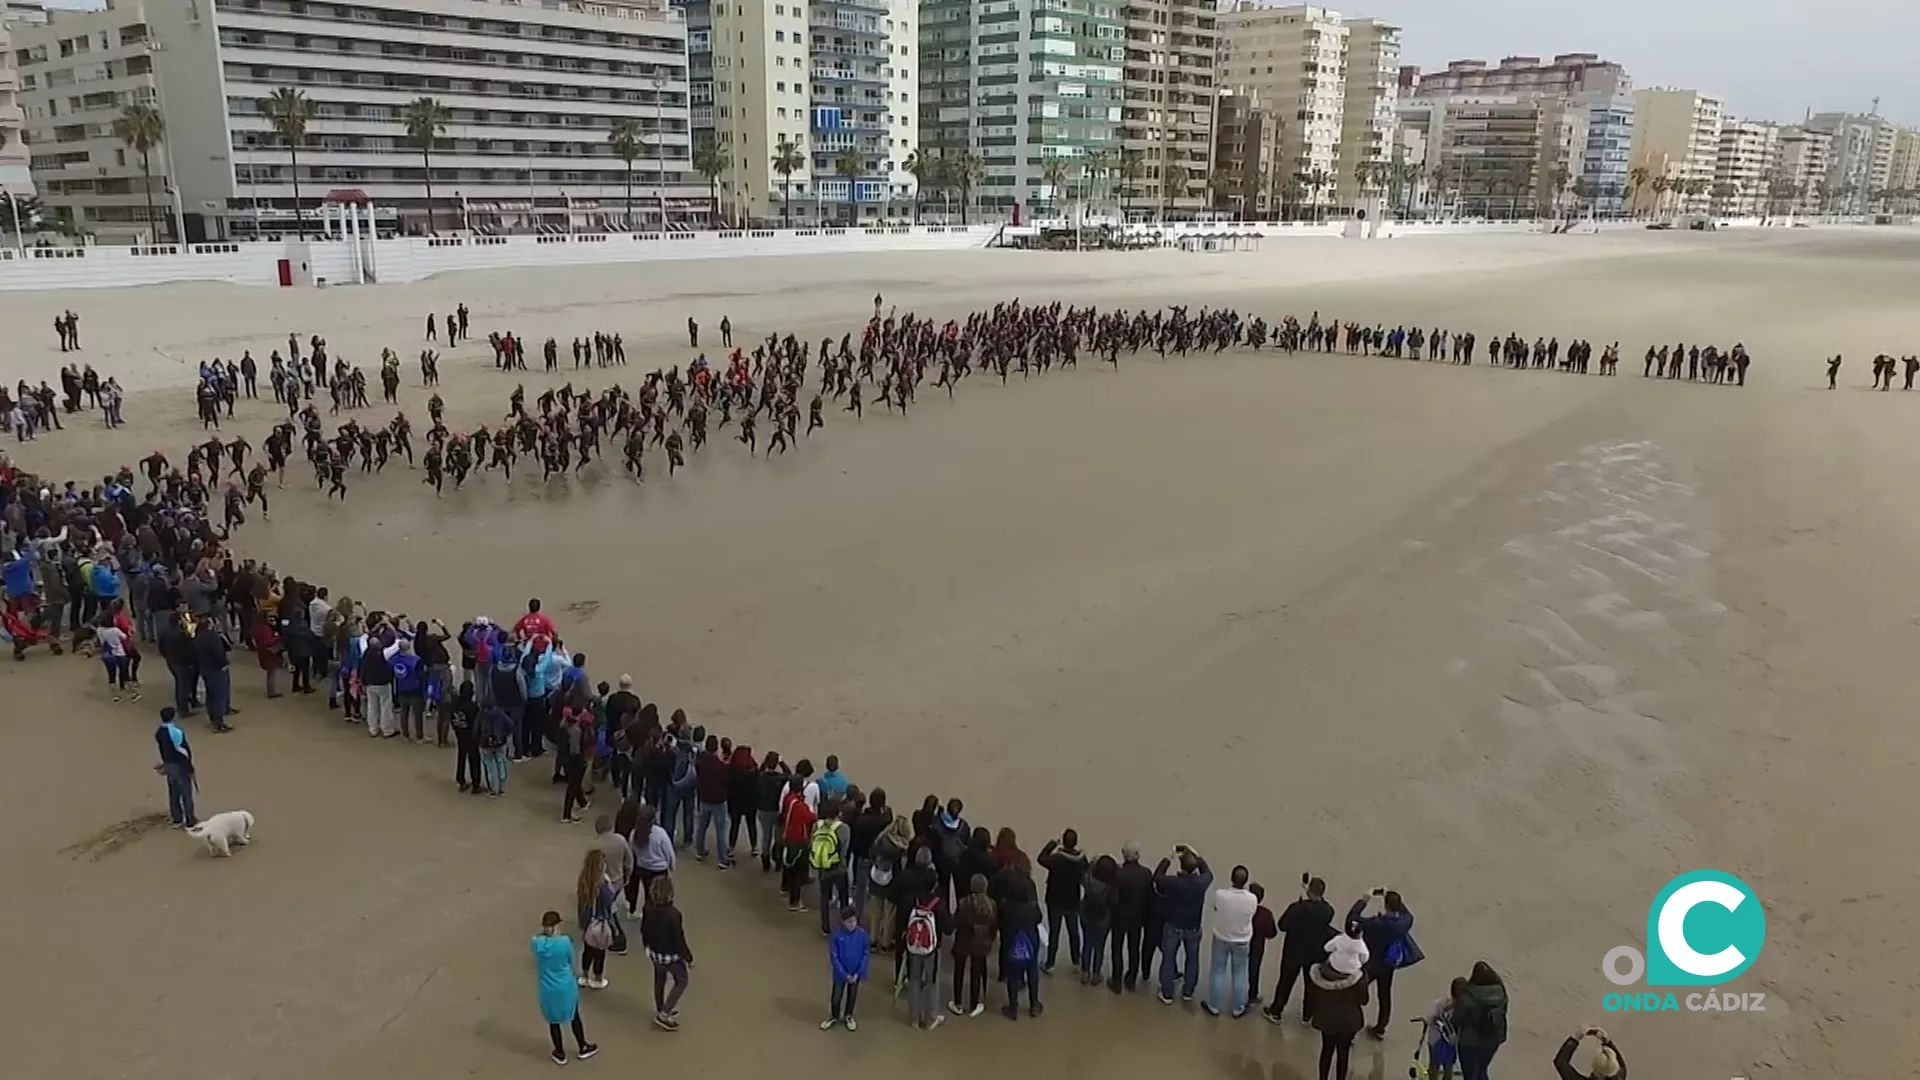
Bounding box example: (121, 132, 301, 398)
(391, 651, 424, 693)
(2, 556, 33, 600)
(818, 769, 849, 802)
(91, 563, 120, 600)
(1154, 859, 1215, 931)
(1347, 898, 1418, 970)
(829, 925, 870, 982)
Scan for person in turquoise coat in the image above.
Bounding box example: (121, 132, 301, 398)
(533, 911, 599, 1065)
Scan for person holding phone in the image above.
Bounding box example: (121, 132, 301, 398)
(1553, 1025, 1624, 1080)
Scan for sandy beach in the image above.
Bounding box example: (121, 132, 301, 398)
(3, 229, 1916, 1080)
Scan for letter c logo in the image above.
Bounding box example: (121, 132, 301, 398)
(1644, 870, 1766, 986)
(1658, 879, 1748, 977)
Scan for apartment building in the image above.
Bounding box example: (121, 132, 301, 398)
(1628, 87, 1723, 214)
(0, 0, 29, 196)
(919, 0, 1124, 218)
(1217, 3, 1343, 211)
(1890, 127, 1920, 201)
(13, 0, 167, 239)
(18, 0, 703, 241)
(688, 0, 917, 225)
(1209, 86, 1277, 215)
(1123, 0, 1213, 215)
(1408, 53, 1631, 217)
(1334, 16, 1395, 206)
(1805, 111, 1901, 212)
(1776, 124, 1831, 214)
(1711, 118, 1778, 216)
(1401, 95, 1555, 218)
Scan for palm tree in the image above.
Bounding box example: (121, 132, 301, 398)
(833, 148, 864, 225)
(608, 119, 644, 229)
(1648, 175, 1671, 218)
(402, 97, 450, 235)
(1304, 168, 1332, 221)
(953, 151, 984, 225)
(1710, 180, 1738, 215)
(264, 87, 316, 238)
(1547, 165, 1571, 218)
(771, 137, 804, 227)
(903, 148, 932, 223)
(1627, 165, 1651, 217)
(1279, 176, 1305, 221)
(1084, 149, 1114, 220)
(693, 140, 729, 227)
(1117, 149, 1146, 222)
(112, 102, 167, 243)
(1040, 157, 1069, 219)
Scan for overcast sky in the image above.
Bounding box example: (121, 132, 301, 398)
(1361, 0, 1920, 125)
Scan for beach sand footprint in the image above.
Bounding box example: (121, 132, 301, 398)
(60, 811, 173, 862)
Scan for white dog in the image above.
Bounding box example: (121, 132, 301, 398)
(188, 810, 254, 857)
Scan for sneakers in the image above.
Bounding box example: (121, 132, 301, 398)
(576, 1044, 598, 1060)
(947, 1001, 964, 1016)
(820, 1018, 838, 1031)
(576, 976, 589, 987)
(1158, 993, 1175, 1006)
(653, 1013, 679, 1032)
(550, 1049, 567, 1066)
(1202, 1002, 1220, 1017)
(1029, 1003, 1044, 1018)
(586, 976, 608, 990)
(1000, 1005, 1019, 1021)
(1262, 1008, 1284, 1025)
(1230, 1007, 1248, 1019)
(845, 1018, 858, 1032)
(968, 1003, 984, 1018)
(926, 1015, 943, 1031)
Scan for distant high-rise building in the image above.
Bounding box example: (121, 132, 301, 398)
(918, 0, 1124, 220)
(1804, 111, 1901, 213)
(0, 0, 30, 197)
(1776, 125, 1833, 214)
(1123, 0, 1216, 216)
(1210, 87, 1280, 216)
(687, 0, 918, 226)
(1629, 87, 1724, 214)
(1398, 95, 1557, 218)
(1216, 4, 1346, 213)
(1335, 17, 1398, 207)
(1410, 52, 1632, 217)
(1712, 119, 1781, 216)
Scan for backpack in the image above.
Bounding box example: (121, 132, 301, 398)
(808, 820, 843, 872)
(1008, 927, 1036, 967)
(904, 906, 938, 956)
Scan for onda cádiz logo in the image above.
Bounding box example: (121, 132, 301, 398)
(1601, 870, 1768, 1014)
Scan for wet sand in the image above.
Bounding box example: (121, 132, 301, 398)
(3, 230, 1918, 1080)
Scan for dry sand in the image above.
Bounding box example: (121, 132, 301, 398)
(2, 230, 1917, 1080)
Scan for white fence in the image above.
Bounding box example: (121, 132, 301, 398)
(0, 225, 1004, 292)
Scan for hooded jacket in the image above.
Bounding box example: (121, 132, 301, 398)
(1452, 981, 1510, 1050)
(1038, 842, 1088, 910)
(830, 924, 871, 982)
(1348, 897, 1416, 971)
(1308, 963, 1370, 1038)
(1111, 857, 1154, 931)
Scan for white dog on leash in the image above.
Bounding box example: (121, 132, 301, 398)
(188, 810, 255, 856)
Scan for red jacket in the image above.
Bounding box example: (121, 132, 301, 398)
(251, 619, 284, 670)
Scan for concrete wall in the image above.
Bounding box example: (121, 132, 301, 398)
(0, 225, 1003, 292)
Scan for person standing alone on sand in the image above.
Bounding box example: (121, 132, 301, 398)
(153, 706, 197, 828)
(823, 906, 869, 1031)
(532, 911, 598, 1066)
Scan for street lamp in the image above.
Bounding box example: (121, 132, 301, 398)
(146, 39, 191, 246)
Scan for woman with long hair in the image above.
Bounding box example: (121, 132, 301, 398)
(726, 743, 760, 858)
(531, 910, 598, 1065)
(574, 848, 619, 990)
(1453, 960, 1511, 1080)
(639, 875, 694, 1030)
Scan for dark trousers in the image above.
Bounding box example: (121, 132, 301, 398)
(1045, 905, 1082, 969)
(728, 808, 759, 852)
(454, 728, 482, 788)
(547, 1012, 586, 1056)
(782, 849, 809, 905)
(953, 953, 987, 1009)
(1140, 919, 1163, 985)
(523, 694, 550, 758)
(830, 978, 860, 1020)
(1318, 1031, 1355, 1080)
(561, 756, 588, 818)
(1112, 924, 1142, 986)
(1270, 952, 1310, 1018)
(1369, 964, 1395, 1031)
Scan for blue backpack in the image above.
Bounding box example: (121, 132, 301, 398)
(1009, 928, 1036, 967)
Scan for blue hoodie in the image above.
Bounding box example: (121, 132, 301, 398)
(829, 924, 870, 982)
(1348, 898, 1417, 969)
(391, 649, 424, 694)
(818, 768, 849, 802)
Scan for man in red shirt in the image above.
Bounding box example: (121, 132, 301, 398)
(692, 734, 734, 868)
(513, 598, 554, 641)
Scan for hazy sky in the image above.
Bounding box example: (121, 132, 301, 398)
(1361, 0, 1920, 125)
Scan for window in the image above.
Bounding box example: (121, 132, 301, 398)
(778, 107, 787, 117)
(777, 81, 786, 92)
(775, 30, 784, 41)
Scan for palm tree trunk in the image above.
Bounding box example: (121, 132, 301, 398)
(624, 163, 634, 230)
(961, 187, 970, 226)
(422, 149, 436, 235)
(781, 180, 791, 227)
(290, 144, 304, 239)
(141, 150, 158, 244)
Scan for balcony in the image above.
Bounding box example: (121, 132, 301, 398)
(813, 0, 891, 9)
(809, 13, 888, 37)
(813, 65, 888, 86)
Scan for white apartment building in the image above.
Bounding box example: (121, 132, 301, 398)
(1776, 124, 1831, 214)
(1629, 87, 1722, 214)
(1806, 111, 1901, 213)
(1711, 118, 1778, 216)
(14, 0, 168, 240)
(0, 0, 30, 196)
(686, 0, 916, 225)
(24, 0, 701, 241)
(1334, 16, 1395, 206)
(1217, 3, 1345, 211)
